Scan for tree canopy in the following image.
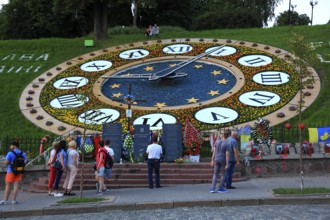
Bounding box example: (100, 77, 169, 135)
(0, 0, 282, 39)
(275, 10, 310, 26)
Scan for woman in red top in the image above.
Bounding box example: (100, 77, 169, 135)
(95, 140, 108, 195)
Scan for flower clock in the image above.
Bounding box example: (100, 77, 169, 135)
(19, 39, 320, 135)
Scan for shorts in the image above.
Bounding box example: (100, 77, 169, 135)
(105, 168, 112, 179)
(95, 167, 106, 177)
(5, 172, 23, 183)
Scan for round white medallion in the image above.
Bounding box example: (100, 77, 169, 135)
(162, 44, 193, 54)
(78, 108, 120, 124)
(80, 60, 113, 72)
(238, 55, 272, 67)
(53, 76, 89, 90)
(239, 91, 281, 107)
(119, 49, 149, 59)
(253, 71, 290, 86)
(194, 107, 239, 124)
(133, 113, 177, 130)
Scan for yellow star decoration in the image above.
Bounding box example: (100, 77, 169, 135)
(154, 102, 167, 107)
(217, 79, 229, 85)
(208, 90, 220, 96)
(144, 66, 154, 71)
(194, 65, 203, 69)
(186, 97, 199, 103)
(112, 93, 123, 98)
(211, 70, 221, 76)
(169, 63, 177, 67)
(110, 83, 121, 89)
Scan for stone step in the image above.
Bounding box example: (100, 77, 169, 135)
(23, 162, 248, 193)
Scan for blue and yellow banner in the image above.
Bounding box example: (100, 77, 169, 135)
(308, 127, 330, 142)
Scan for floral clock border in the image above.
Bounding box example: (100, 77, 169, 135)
(19, 38, 321, 135)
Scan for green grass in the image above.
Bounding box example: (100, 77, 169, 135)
(0, 24, 329, 139)
(57, 197, 106, 204)
(273, 187, 330, 194)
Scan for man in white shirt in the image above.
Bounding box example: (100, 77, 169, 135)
(104, 139, 114, 180)
(146, 135, 162, 189)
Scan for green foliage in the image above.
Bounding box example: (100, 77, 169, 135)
(275, 11, 310, 26)
(57, 197, 106, 204)
(273, 187, 330, 194)
(108, 26, 144, 35)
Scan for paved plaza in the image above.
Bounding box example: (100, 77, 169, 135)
(0, 175, 330, 218)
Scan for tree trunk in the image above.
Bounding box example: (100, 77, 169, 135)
(94, 0, 108, 40)
(133, 1, 138, 27)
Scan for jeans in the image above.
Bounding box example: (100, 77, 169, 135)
(211, 160, 227, 190)
(54, 169, 63, 190)
(147, 159, 160, 188)
(225, 161, 236, 187)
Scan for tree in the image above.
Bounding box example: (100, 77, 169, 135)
(194, 0, 282, 27)
(275, 11, 310, 26)
(287, 33, 317, 190)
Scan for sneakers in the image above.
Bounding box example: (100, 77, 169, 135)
(102, 188, 109, 193)
(218, 189, 229, 193)
(0, 200, 19, 205)
(96, 191, 103, 196)
(210, 188, 215, 193)
(54, 193, 64, 197)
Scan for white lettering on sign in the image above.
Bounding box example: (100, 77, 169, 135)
(239, 91, 281, 107)
(78, 108, 120, 125)
(253, 71, 290, 86)
(133, 113, 177, 130)
(80, 60, 113, 72)
(53, 76, 88, 90)
(0, 65, 42, 74)
(1, 54, 49, 61)
(119, 49, 149, 59)
(206, 46, 237, 56)
(194, 107, 239, 124)
(50, 94, 88, 108)
(238, 55, 272, 67)
(162, 44, 193, 54)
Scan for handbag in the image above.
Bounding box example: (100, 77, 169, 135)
(52, 160, 63, 170)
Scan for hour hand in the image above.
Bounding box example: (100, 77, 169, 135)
(103, 72, 187, 79)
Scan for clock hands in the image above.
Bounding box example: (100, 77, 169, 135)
(148, 44, 228, 81)
(103, 72, 187, 79)
(103, 43, 235, 81)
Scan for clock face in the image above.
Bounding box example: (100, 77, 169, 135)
(19, 39, 320, 134)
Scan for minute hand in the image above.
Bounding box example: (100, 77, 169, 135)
(149, 44, 227, 81)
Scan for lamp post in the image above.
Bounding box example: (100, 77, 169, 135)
(310, 0, 318, 26)
(288, 0, 292, 25)
(290, 4, 297, 25)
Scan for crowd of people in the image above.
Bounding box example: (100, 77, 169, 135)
(1, 129, 239, 204)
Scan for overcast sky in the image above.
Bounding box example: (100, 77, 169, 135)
(0, 0, 329, 27)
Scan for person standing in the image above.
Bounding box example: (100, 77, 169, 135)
(63, 140, 79, 196)
(53, 140, 67, 197)
(0, 141, 27, 205)
(95, 140, 108, 195)
(47, 141, 59, 195)
(146, 135, 162, 189)
(104, 139, 114, 181)
(225, 130, 240, 189)
(210, 132, 230, 193)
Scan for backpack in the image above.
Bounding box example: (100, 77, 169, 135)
(11, 150, 25, 175)
(100, 148, 113, 169)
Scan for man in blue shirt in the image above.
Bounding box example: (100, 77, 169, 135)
(225, 131, 240, 189)
(1, 141, 27, 205)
